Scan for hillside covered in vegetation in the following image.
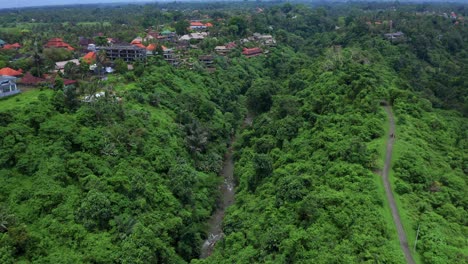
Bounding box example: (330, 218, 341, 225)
(0, 1, 466, 263)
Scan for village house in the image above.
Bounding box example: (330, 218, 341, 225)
(215, 46, 229, 54)
(163, 49, 179, 66)
(450, 12, 457, 20)
(177, 40, 190, 51)
(146, 43, 168, 55)
(215, 42, 237, 55)
(44, 38, 74, 51)
(55, 59, 80, 72)
(131, 37, 143, 43)
(144, 30, 159, 42)
(63, 79, 78, 87)
(190, 21, 206, 30)
(188, 21, 213, 31)
(198, 55, 214, 67)
(161, 30, 177, 42)
(2, 43, 22, 50)
(79, 37, 94, 49)
(384, 31, 405, 41)
(19, 72, 46, 86)
(83, 52, 96, 64)
(226, 42, 237, 49)
(179, 32, 208, 41)
(87, 44, 97, 51)
(46, 75, 77, 88)
(19, 72, 76, 88)
(0, 67, 22, 77)
(145, 30, 177, 42)
(252, 33, 276, 46)
(146, 43, 156, 55)
(242, 47, 263, 58)
(130, 37, 146, 49)
(242, 33, 276, 47)
(0, 76, 20, 98)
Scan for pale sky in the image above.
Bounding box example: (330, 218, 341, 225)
(0, 0, 158, 9)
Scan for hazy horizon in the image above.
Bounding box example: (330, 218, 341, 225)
(1, 0, 158, 9)
(1, 0, 467, 10)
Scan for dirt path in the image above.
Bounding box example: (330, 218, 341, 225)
(382, 105, 415, 264)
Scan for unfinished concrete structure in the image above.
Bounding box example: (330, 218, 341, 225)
(98, 45, 147, 62)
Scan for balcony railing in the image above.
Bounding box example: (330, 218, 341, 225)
(0, 89, 21, 98)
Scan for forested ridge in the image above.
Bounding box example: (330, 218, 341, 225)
(0, 1, 467, 263)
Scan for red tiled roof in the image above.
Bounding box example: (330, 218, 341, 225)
(190, 22, 204, 27)
(205, 22, 213, 27)
(146, 43, 168, 51)
(64, 79, 77, 85)
(226, 42, 237, 49)
(44, 38, 74, 51)
(83, 52, 96, 63)
(43, 72, 77, 86)
(20, 72, 46, 85)
(0, 67, 22, 76)
(242, 47, 263, 56)
(146, 43, 156, 51)
(132, 43, 146, 49)
(131, 39, 142, 44)
(48, 75, 77, 86)
(2, 43, 21, 49)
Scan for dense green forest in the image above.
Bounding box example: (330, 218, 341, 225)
(0, 1, 466, 263)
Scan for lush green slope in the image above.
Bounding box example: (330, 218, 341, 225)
(0, 2, 466, 263)
(195, 48, 405, 263)
(0, 62, 248, 263)
(391, 98, 467, 263)
(196, 45, 467, 263)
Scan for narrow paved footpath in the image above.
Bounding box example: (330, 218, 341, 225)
(382, 105, 416, 264)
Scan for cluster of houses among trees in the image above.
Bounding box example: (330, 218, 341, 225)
(83, 26, 277, 66)
(1, 4, 461, 99)
(0, 2, 466, 263)
(0, 19, 279, 98)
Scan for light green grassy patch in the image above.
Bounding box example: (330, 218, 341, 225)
(116, 82, 137, 92)
(0, 89, 53, 112)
